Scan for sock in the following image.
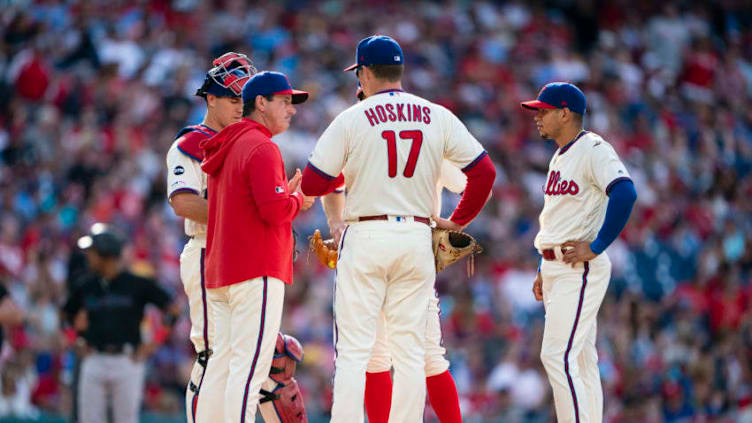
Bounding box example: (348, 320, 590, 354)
(427, 370, 462, 423)
(365, 371, 392, 423)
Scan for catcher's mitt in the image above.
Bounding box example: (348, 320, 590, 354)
(308, 229, 338, 269)
(432, 229, 483, 275)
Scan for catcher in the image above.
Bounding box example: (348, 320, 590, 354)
(310, 158, 482, 423)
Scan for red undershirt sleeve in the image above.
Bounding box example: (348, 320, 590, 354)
(302, 163, 344, 196)
(449, 154, 496, 226)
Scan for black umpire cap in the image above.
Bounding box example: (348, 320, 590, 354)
(77, 223, 125, 258)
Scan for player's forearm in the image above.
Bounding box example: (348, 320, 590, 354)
(257, 193, 303, 225)
(169, 192, 209, 224)
(449, 155, 496, 226)
(322, 192, 345, 224)
(589, 180, 637, 254)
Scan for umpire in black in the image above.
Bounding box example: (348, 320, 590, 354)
(62, 224, 180, 423)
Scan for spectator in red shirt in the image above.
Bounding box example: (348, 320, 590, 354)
(199, 71, 313, 423)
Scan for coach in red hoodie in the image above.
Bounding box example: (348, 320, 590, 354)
(199, 71, 313, 423)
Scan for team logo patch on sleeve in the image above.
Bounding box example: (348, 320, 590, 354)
(275, 186, 285, 194)
(173, 166, 185, 175)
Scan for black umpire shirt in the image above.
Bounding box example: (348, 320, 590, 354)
(62, 271, 170, 350)
(0, 283, 7, 346)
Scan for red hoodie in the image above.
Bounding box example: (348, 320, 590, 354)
(200, 118, 303, 288)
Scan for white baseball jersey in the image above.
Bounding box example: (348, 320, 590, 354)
(166, 140, 207, 237)
(534, 131, 630, 250)
(335, 159, 465, 215)
(308, 90, 485, 221)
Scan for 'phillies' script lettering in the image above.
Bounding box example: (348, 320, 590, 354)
(545, 171, 579, 195)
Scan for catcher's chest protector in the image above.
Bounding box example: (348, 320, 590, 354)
(258, 333, 308, 423)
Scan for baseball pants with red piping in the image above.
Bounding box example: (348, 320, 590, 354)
(204, 276, 284, 423)
(330, 220, 435, 423)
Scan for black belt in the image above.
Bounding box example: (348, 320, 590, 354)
(94, 344, 126, 354)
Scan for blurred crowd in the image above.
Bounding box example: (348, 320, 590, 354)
(0, 0, 751, 422)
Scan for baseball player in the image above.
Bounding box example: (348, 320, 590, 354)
(200, 70, 313, 423)
(322, 87, 466, 423)
(166, 52, 255, 422)
(521, 82, 637, 423)
(301, 35, 496, 423)
(63, 224, 180, 423)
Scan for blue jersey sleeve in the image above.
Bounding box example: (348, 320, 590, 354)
(590, 180, 637, 255)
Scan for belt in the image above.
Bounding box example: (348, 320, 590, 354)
(95, 344, 127, 354)
(358, 215, 431, 226)
(542, 248, 557, 261)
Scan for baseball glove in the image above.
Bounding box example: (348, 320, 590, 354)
(308, 229, 338, 269)
(432, 229, 483, 275)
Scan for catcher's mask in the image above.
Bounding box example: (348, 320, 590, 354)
(196, 52, 256, 98)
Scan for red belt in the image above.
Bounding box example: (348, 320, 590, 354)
(358, 215, 431, 226)
(542, 248, 556, 261)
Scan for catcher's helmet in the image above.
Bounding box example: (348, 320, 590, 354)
(196, 52, 256, 98)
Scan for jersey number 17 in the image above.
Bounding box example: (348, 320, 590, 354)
(381, 130, 423, 178)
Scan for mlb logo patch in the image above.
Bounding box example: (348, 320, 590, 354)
(394, 56, 401, 61)
(275, 186, 284, 194)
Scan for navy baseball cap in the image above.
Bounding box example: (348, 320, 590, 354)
(77, 223, 124, 258)
(344, 35, 404, 71)
(242, 71, 309, 105)
(521, 82, 586, 115)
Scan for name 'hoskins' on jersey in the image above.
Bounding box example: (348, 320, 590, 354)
(534, 131, 631, 250)
(363, 103, 431, 126)
(308, 90, 485, 221)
